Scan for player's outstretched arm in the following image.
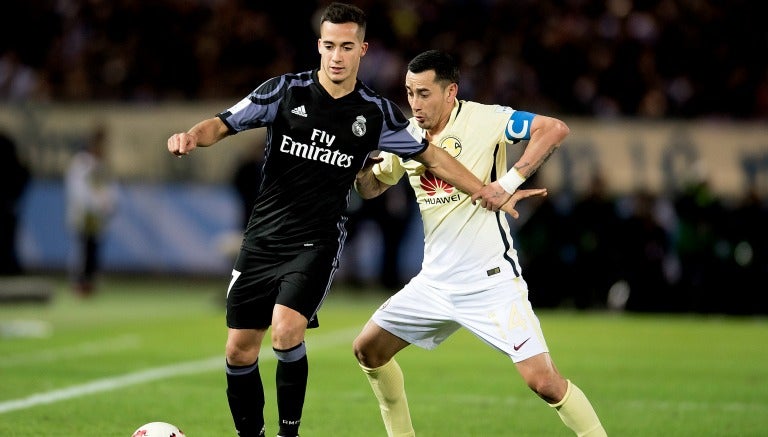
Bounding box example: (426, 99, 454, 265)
(413, 143, 486, 198)
(416, 144, 527, 212)
(167, 117, 230, 157)
(354, 155, 392, 199)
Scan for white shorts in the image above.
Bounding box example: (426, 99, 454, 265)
(371, 275, 549, 362)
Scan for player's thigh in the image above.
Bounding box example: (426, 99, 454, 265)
(515, 352, 560, 380)
(226, 249, 280, 330)
(457, 278, 549, 361)
(271, 304, 310, 348)
(274, 244, 339, 324)
(371, 277, 460, 350)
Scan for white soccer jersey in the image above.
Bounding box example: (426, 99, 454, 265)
(374, 100, 524, 289)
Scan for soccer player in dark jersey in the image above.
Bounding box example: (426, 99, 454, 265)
(167, 3, 511, 437)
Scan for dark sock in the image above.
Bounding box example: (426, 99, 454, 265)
(274, 342, 308, 437)
(226, 359, 266, 437)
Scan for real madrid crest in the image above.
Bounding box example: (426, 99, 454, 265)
(352, 115, 367, 137)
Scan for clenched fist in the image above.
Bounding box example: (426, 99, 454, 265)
(167, 132, 198, 157)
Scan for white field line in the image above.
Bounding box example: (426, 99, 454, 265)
(0, 327, 360, 415)
(0, 335, 142, 368)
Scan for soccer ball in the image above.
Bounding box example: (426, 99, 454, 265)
(131, 421, 186, 437)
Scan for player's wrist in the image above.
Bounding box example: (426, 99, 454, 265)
(497, 168, 526, 194)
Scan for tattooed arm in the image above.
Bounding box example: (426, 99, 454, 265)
(472, 115, 569, 211)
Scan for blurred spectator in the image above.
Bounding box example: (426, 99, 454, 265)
(64, 124, 118, 296)
(1, 1, 764, 120)
(0, 50, 46, 101)
(617, 190, 675, 312)
(515, 175, 575, 308)
(721, 184, 768, 314)
(0, 131, 30, 275)
(569, 173, 622, 309)
(670, 164, 725, 313)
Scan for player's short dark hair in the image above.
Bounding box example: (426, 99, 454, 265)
(408, 50, 460, 85)
(319, 2, 367, 38)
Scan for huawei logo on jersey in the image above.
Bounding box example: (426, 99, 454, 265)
(420, 171, 454, 196)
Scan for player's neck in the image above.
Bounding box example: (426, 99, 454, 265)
(318, 71, 356, 99)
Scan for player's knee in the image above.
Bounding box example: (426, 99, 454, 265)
(270, 322, 306, 350)
(225, 340, 259, 366)
(270, 331, 304, 351)
(270, 310, 307, 349)
(352, 336, 381, 367)
(527, 375, 567, 404)
(352, 336, 368, 364)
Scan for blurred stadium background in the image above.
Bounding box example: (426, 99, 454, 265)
(1, 0, 767, 314)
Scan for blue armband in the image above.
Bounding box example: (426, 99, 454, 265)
(505, 111, 536, 141)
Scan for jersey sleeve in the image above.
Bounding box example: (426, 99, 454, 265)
(376, 98, 429, 158)
(372, 151, 406, 186)
(216, 75, 289, 133)
(504, 109, 537, 142)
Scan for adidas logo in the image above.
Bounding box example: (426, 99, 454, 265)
(291, 105, 307, 117)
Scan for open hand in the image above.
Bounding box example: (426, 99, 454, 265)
(499, 187, 547, 219)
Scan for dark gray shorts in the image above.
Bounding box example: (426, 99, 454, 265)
(225, 244, 339, 330)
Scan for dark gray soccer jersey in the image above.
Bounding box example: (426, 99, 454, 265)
(218, 69, 427, 250)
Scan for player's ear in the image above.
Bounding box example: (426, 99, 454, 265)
(359, 41, 369, 57)
(317, 38, 322, 54)
(446, 82, 458, 101)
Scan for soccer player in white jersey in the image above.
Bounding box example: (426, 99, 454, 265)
(353, 50, 607, 436)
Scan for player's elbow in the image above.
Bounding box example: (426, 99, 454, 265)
(551, 119, 570, 146)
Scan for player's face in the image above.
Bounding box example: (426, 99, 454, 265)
(405, 70, 456, 133)
(318, 21, 368, 86)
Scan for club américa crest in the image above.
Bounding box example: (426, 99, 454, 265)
(440, 136, 462, 157)
(352, 115, 367, 137)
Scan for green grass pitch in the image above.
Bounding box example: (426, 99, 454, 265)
(1, 276, 766, 436)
